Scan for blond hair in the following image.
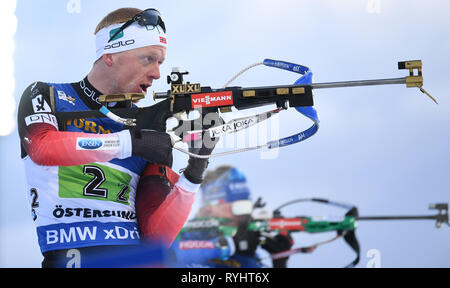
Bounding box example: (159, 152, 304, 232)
(94, 7, 142, 35)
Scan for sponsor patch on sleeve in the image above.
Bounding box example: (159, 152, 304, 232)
(76, 137, 120, 151)
(32, 94, 52, 113)
(25, 113, 58, 129)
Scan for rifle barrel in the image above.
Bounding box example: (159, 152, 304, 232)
(153, 77, 407, 99)
(311, 77, 406, 89)
(357, 215, 437, 221)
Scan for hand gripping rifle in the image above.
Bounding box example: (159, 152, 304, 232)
(248, 198, 448, 268)
(55, 59, 436, 158)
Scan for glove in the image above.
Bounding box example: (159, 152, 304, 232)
(182, 114, 223, 184)
(261, 233, 294, 268)
(130, 129, 173, 166)
(233, 225, 260, 257)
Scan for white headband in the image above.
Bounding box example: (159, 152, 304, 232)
(95, 22, 167, 60)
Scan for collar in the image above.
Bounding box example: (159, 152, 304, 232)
(71, 76, 103, 109)
(72, 76, 132, 110)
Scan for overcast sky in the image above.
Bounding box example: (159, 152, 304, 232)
(1, 0, 449, 267)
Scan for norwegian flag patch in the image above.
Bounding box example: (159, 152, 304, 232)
(159, 36, 167, 44)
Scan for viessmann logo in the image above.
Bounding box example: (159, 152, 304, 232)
(191, 91, 233, 108)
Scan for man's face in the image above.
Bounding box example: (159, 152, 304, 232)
(109, 45, 166, 94)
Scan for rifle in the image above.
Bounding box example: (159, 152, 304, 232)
(175, 197, 448, 267)
(248, 198, 448, 267)
(55, 59, 436, 158)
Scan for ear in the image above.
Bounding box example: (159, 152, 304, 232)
(102, 54, 114, 67)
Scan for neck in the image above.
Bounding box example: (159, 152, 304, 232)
(87, 62, 116, 95)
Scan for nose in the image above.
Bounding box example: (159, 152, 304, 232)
(147, 62, 161, 80)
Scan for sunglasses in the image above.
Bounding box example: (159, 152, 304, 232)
(108, 8, 166, 43)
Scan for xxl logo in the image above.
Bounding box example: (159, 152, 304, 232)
(171, 83, 201, 94)
(191, 91, 233, 108)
